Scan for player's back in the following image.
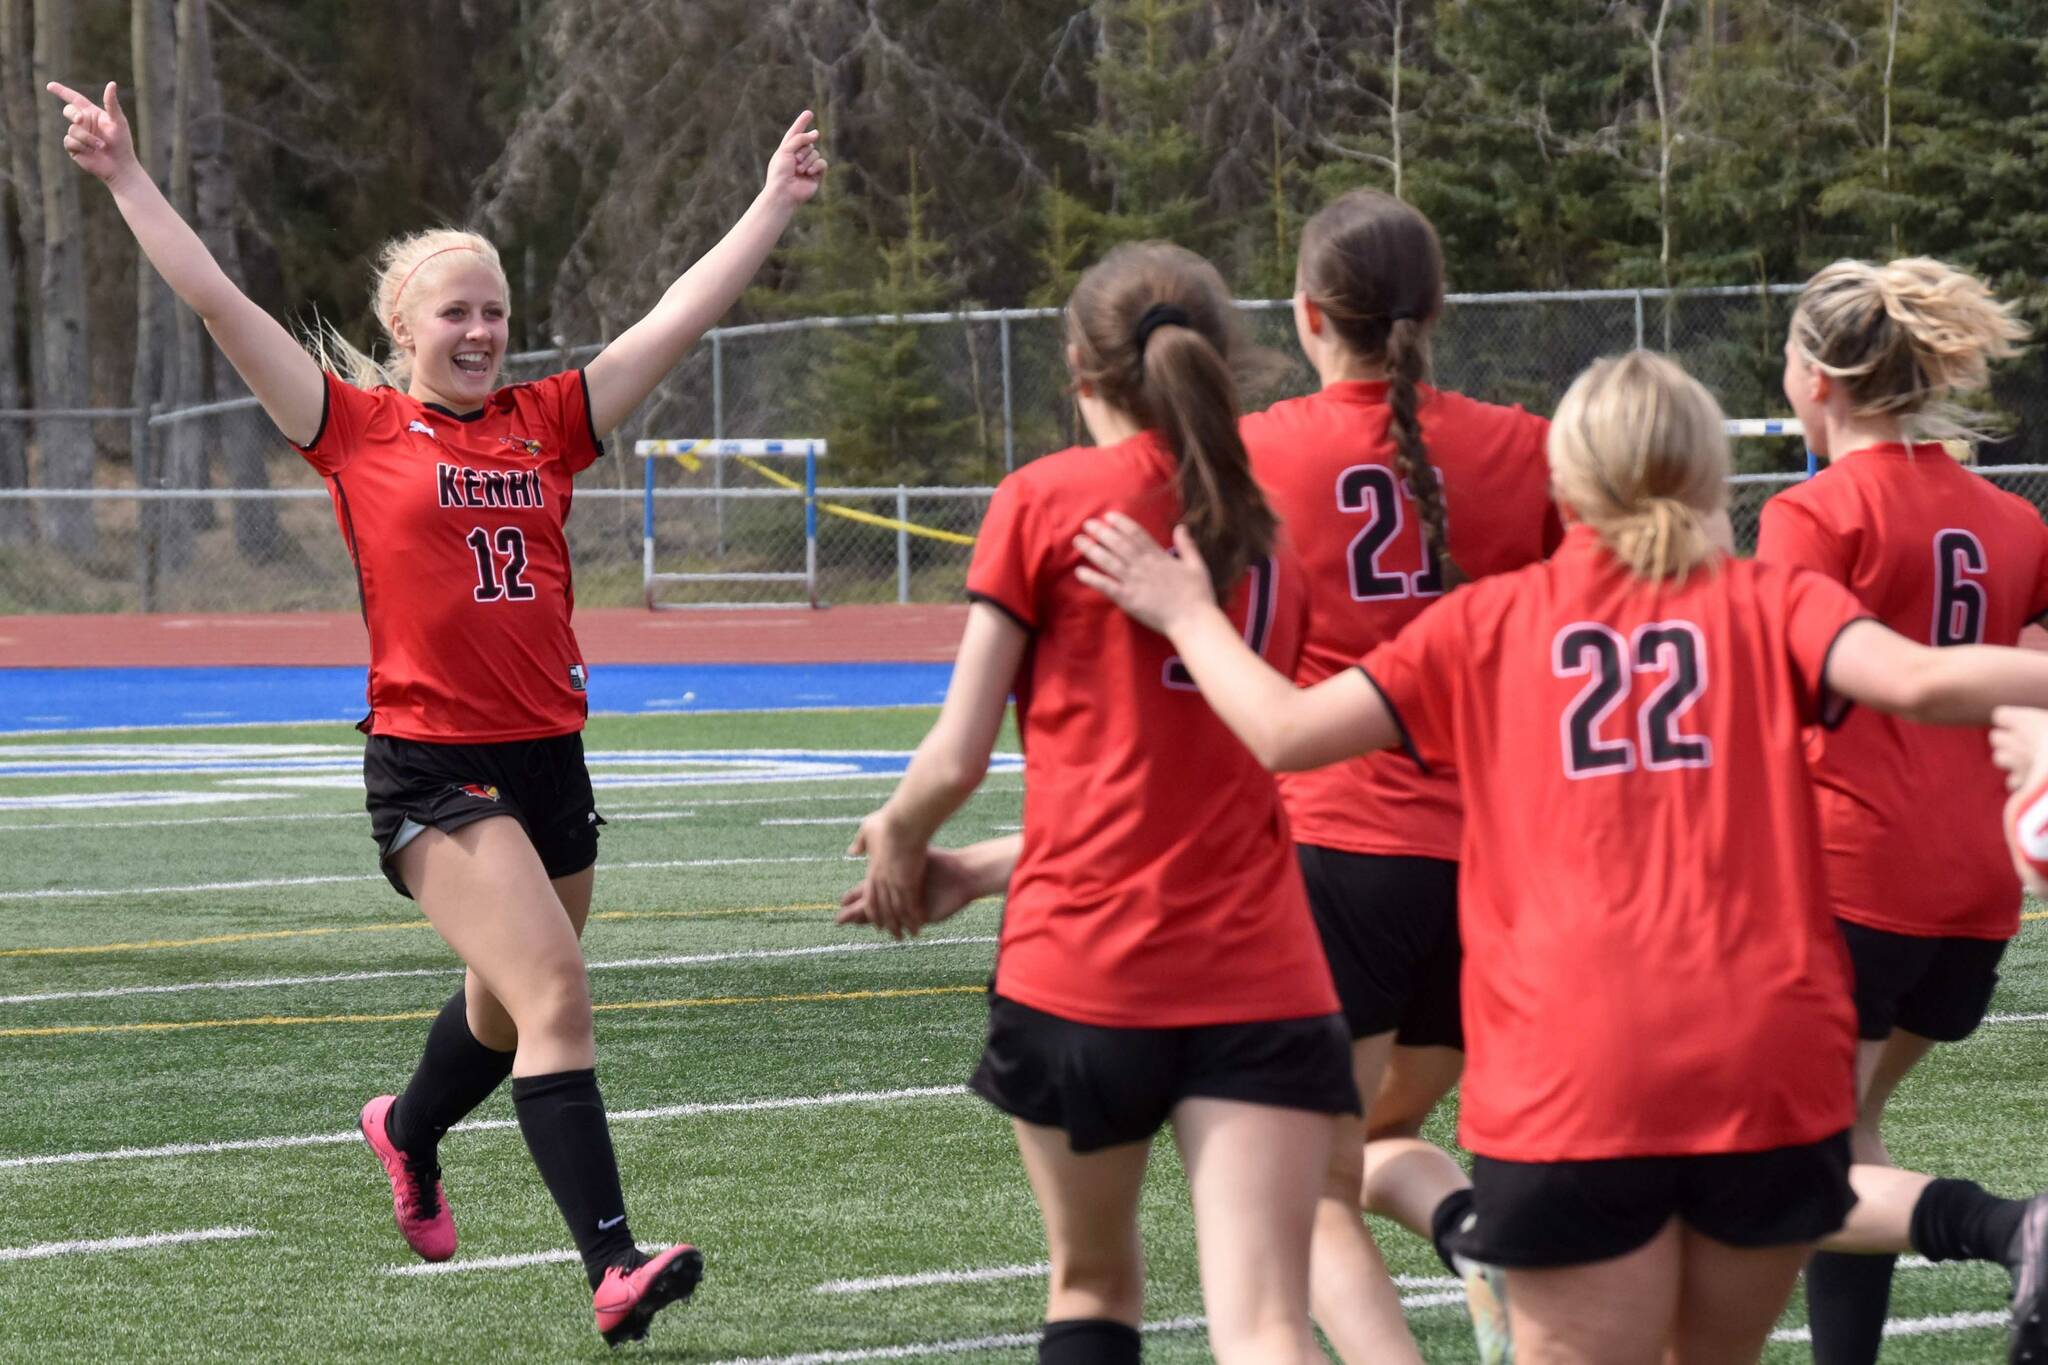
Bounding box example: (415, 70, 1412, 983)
(1362, 527, 1862, 1160)
(1758, 443, 2048, 939)
(964, 431, 1335, 1030)
(1243, 381, 1555, 859)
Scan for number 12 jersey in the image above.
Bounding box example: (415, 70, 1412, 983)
(292, 370, 603, 741)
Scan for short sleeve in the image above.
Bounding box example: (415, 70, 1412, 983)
(964, 476, 1041, 631)
(290, 372, 379, 476)
(1780, 567, 1876, 728)
(1357, 592, 1469, 771)
(1517, 412, 1566, 556)
(1756, 493, 1848, 581)
(544, 371, 605, 474)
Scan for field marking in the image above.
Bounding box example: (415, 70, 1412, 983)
(0, 936, 998, 1006)
(0, 1084, 969, 1172)
(385, 1248, 582, 1277)
(0, 1226, 264, 1262)
(0, 786, 1019, 835)
(816, 1263, 1049, 1295)
(0, 984, 984, 1039)
(0, 901, 847, 959)
(764, 818, 864, 827)
(1768, 1309, 2006, 1342)
(0, 854, 843, 903)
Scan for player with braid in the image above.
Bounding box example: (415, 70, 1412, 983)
(48, 77, 825, 1345)
(1236, 189, 1559, 1362)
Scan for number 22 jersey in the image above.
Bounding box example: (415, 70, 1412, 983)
(292, 369, 603, 741)
(1361, 526, 1869, 1161)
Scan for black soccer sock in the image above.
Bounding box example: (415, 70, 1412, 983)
(1039, 1318, 1141, 1365)
(1804, 1251, 1897, 1365)
(1909, 1177, 2026, 1270)
(1430, 1186, 1477, 1274)
(385, 989, 515, 1156)
(511, 1068, 639, 1288)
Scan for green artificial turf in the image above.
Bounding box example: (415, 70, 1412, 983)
(0, 711, 2041, 1362)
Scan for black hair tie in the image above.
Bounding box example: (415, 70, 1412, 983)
(1133, 303, 1191, 353)
(1387, 309, 1419, 323)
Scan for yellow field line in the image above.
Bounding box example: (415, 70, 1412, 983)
(0, 985, 981, 1039)
(0, 903, 837, 959)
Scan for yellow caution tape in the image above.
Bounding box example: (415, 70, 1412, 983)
(722, 454, 977, 546)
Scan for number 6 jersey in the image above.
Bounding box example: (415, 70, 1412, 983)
(292, 370, 603, 741)
(1361, 526, 1870, 1161)
(1758, 443, 2048, 942)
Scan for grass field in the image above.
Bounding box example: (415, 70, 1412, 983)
(1, 708, 2043, 1363)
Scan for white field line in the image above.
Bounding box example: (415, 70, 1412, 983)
(0, 785, 1023, 835)
(385, 1248, 582, 1277)
(0, 1226, 264, 1262)
(811, 1263, 1462, 1297)
(0, 855, 844, 902)
(763, 818, 864, 827)
(1769, 1309, 2006, 1343)
(816, 1263, 1048, 1295)
(0, 936, 998, 1006)
(1987, 1012, 2048, 1024)
(0, 1085, 969, 1172)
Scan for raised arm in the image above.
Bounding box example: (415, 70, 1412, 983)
(1825, 619, 2048, 724)
(47, 81, 323, 446)
(1075, 514, 1402, 771)
(582, 111, 826, 435)
(849, 604, 1027, 939)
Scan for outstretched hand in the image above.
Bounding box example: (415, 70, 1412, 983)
(763, 110, 827, 208)
(1992, 706, 2048, 793)
(1074, 514, 1216, 635)
(46, 81, 138, 185)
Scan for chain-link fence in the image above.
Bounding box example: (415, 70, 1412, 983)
(2, 287, 2044, 614)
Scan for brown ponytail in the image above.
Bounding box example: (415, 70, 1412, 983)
(1067, 242, 1276, 600)
(1298, 190, 1464, 586)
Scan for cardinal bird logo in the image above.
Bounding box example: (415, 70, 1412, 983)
(499, 434, 545, 458)
(458, 783, 500, 801)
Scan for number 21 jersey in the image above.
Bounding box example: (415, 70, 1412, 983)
(292, 369, 603, 741)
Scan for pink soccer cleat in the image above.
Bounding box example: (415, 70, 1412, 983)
(594, 1243, 703, 1347)
(358, 1095, 456, 1262)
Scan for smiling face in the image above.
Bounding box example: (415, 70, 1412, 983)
(393, 258, 510, 411)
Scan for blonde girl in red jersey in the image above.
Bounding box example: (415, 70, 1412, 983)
(1242, 189, 1558, 1363)
(49, 79, 824, 1344)
(1755, 258, 2045, 1365)
(1075, 348, 2048, 1364)
(844, 242, 1359, 1365)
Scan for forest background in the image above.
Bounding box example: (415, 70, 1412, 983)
(2, 0, 2047, 568)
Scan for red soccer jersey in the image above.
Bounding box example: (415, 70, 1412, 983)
(965, 430, 1339, 1029)
(292, 370, 603, 741)
(1757, 443, 2048, 941)
(1243, 382, 1557, 860)
(1361, 527, 1866, 1161)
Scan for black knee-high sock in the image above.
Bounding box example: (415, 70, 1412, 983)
(1430, 1186, 1477, 1273)
(1910, 1178, 2026, 1270)
(1805, 1252, 1897, 1365)
(511, 1069, 639, 1288)
(385, 990, 515, 1156)
(1039, 1319, 1140, 1365)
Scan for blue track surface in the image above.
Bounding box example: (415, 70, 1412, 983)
(0, 663, 954, 733)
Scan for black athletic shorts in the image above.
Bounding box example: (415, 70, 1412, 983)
(1295, 845, 1462, 1047)
(1453, 1132, 1856, 1268)
(1837, 919, 2006, 1043)
(363, 732, 605, 898)
(968, 993, 1361, 1153)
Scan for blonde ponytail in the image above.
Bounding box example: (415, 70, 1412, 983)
(1549, 351, 1730, 582)
(1792, 258, 2030, 441)
(299, 228, 508, 392)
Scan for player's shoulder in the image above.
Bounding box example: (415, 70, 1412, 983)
(1424, 385, 1547, 443)
(1240, 390, 1325, 443)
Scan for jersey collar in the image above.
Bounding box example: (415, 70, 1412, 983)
(421, 400, 489, 423)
